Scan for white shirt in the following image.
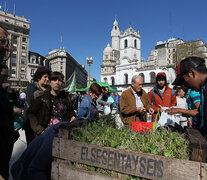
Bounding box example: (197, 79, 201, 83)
(20, 92, 26, 99)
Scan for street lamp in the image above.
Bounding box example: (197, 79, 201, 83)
(86, 57, 93, 85)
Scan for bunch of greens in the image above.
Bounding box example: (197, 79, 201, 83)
(69, 115, 190, 179)
(70, 115, 190, 159)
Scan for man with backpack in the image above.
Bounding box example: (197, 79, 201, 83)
(148, 72, 177, 121)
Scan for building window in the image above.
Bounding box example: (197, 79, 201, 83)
(115, 26, 117, 30)
(14, 28, 19, 32)
(5, 18, 9, 22)
(22, 37, 27, 42)
(15, 21, 18, 25)
(21, 67, 26, 72)
(124, 39, 128, 48)
(22, 45, 27, 50)
(12, 59, 16, 63)
(21, 52, 27, 57)
(134, 39, 137, 48)
(31, 58, 36, 63)
(124, 74, 128, 84)
(60, 66, 63, 70)
(150, 72, 156, 83)
(111, 77, 115, 86)
(105, 55, 108, 59)
(11, 82, 18, 86)
(31, 69, 35, 75)
(20, 74, 25, 79)
(104, 77, 107, 83)
(13, 35, 18, 40)
(23, 24, 27, 28)
(61, 62, 63, 65)
(21, 59, 26, 64)
(12, 54, 17, 58)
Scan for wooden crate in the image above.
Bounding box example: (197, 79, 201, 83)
(52, 124, 207, 180)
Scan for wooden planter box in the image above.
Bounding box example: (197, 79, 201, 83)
(52, 123, 207, 180)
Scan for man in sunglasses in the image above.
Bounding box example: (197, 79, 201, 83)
(0, 25, 9, 63)
(0, 25, 13, 180)
(172, 56, 207, 138)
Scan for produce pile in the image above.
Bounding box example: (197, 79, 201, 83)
(69, 115, 190, 180)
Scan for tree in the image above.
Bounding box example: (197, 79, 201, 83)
(173, 40, 206, 66)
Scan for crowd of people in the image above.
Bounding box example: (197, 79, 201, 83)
(0, 24, 207, 180)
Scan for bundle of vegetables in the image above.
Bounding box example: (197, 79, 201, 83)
(69, 115, 190, 179)
(70, 115, 190, 160)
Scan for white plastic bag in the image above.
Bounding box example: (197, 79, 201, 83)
(104, 105, 111, 115)
(157, 107, 181, 128)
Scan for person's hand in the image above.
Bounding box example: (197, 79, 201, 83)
(148, 108, 154, 115)
(13, 108, 22, 115)
(165, 108, 179, 115)
(107, 102, 112, 105)
(70, 116, 76, 122)
(188, 117, 192, 128)
(136, 107, 146, 113)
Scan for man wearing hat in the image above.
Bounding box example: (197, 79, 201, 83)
(171, 56, 207, 138)
(148, 72, 177, 121)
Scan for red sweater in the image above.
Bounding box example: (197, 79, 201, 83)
(148, 85, 177, 121)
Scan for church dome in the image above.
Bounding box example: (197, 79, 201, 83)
(104, 43, 113, 53)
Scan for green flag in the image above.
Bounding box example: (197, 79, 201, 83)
(61, 71, 76, 93)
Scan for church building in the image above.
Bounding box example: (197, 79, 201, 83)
(101, 19, 176, 92)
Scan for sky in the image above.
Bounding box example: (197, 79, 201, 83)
(1, 0, 207, 81)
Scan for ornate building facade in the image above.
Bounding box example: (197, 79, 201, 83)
(101, 19, 176, 92)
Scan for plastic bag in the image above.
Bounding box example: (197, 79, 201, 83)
(104, 105, 111, 115)
(157, 107, 180, 128)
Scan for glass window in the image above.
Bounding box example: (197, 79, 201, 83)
(12, 54, 16, 58)
(13, 35, 18, 40)
(22, 37, 26, 42)
(21, 52, 26, 57)
(31, 58, 36, 63)
(12, 59, 16, 63)
(20, 74, 25, 79)
(21, 67, 25, 72)
(5, 18, 9, 22)
(21, 59, 26, 64)
(124, 39, 128, 48)
(134, 39, 137, 48)
(22, 45, 27, 50)
(31, 69, 35, 75)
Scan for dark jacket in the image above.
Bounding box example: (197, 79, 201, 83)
(27, 89, 76, 136)
(0, 88, 14, 179)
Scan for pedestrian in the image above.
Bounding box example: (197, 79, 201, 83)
(0, 25, 14, 180)
(114, 92, 120, 114)
(148, 72, 177, 121)
(96, 87, 111, 116)
(19, 90, 26, 108)
(78, 83, 102, 120)
(172, 56, 207, 138)
(120, 75, 154, 129)
(23, 66, 51, 145)
(27, 71, 76, 137)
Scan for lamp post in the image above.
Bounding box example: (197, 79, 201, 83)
(86, 57, 93, 85)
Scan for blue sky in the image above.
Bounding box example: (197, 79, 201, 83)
(1, 0, 207, 81)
